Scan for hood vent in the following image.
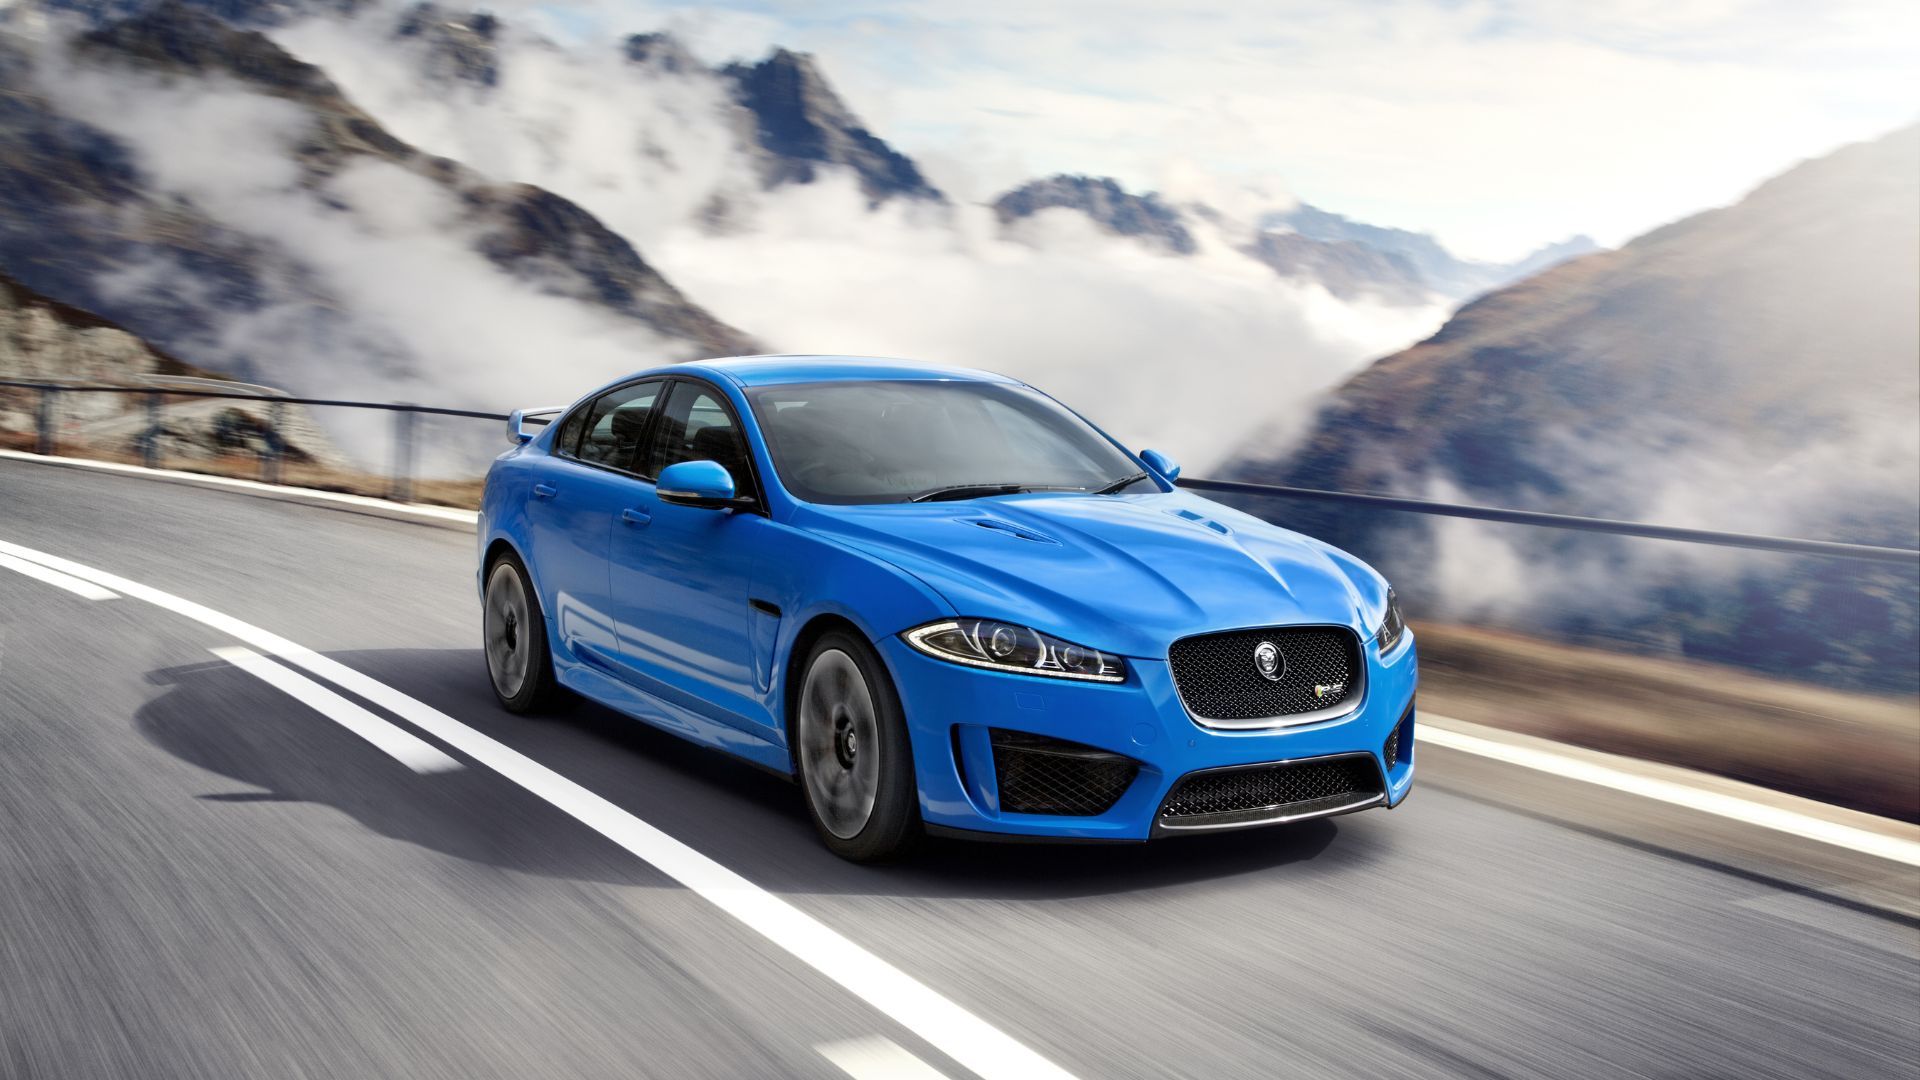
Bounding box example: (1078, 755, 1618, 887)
(969, 518, 1061, 545)
(1168, 508, 1231, 535)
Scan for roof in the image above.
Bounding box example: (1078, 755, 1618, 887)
(683, 354, 1023, 388)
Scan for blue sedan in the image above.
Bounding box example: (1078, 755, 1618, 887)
(478, 356, 1415, 861)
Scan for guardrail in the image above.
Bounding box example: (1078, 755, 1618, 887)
(0, 378, 511, 502)
(3, 379, 1916, 565)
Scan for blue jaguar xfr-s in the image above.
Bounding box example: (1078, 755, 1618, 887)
(478, 356, 1415, 861)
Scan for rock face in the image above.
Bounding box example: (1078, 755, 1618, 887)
(1222, 125, 1920, 690)
(393, 2, 499, 87)
(0, 268, 191, 386)
(992, 175, 1196, 254)
(0, 268, 342, 465)
(721, 49, 943, 205)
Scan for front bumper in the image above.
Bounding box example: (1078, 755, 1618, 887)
(882, 629, 1418, 841)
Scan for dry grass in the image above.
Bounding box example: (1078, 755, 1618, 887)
(1415, 622, 1920, 821)
(9, 439, 483, 509)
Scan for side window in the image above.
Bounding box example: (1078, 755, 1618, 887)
(642, 382, 749, 484)
(573, 381, 662, 471)
(552, 404, 590, 458)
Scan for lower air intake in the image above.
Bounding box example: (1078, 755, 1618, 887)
(1160, 754, 1384, 830)
(991, 730, 1139, 816)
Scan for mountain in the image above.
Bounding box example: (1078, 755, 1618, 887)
(720, 48, 944, 206)
(0, 0, 755, 397)
(1238, 229, 1430, 305)
(1222, 124, 1920, 689)
(1264, 203, 1599, 299)
(992, 175, 1195, 254)
(991, 172, 1595, 304)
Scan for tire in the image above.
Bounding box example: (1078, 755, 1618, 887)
(483, 552, 563, 714)
(794, 630, 922, 862)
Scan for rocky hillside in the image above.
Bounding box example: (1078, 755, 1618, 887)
(0, 268, 341, 465)
(1223, 124, 1920, 689)
(0, 267, 195, 383)
(0, 0, 755, 405)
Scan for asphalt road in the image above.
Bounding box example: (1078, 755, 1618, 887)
(2, 457, 1916, 1080)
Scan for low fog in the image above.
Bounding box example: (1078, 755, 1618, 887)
(35, 4, 1446, 471)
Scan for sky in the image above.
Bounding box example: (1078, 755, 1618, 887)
(512, 0, 1920, 261)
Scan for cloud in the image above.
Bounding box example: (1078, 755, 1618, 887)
(488, 0, 1920, 262)
(254, 6, 1450, 468)
(37, 41, 689, 415)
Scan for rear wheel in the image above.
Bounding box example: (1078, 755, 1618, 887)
(484, 554, 561, 713)
(795, 631, 921, 862)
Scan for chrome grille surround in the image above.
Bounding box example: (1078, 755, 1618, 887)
(1166, 624, 1366, 730)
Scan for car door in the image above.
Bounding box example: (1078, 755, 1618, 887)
(522, 380, 663, 667)
(608, 378, 780, 735)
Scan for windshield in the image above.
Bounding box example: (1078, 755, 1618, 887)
(745, 380, 1154, 504)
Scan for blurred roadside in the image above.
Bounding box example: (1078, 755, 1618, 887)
(2, 435, 1914, 824)
(1417, 623, 1918, 823)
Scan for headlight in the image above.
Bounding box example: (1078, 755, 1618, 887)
(905, 619, 1126, 683)
(1373, 588, 1406, 653)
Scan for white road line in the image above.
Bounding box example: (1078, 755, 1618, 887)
(1417, 722, 1920, 867)
(818, 1036, 951, 1079)
(210, 646, 461, 774)
(0, 538, 1077, 1080)
(0, 449, 479, 525)
(0, 550, 119, 600)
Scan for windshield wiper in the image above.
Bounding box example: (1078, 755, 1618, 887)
(909, 483, 1030, 503)
(1092, 471, 1149, 495)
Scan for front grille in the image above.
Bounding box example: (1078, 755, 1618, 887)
(1384, 727, 1400, 770)
(1161, 755, 1382, 822)
(1167, 625, 1361, 722)
(991, 730, 1138, 816)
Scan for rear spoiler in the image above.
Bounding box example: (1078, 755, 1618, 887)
(507, 406, 565, 445)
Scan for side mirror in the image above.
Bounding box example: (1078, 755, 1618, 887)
(1138, 448, 1181, 482)
(508, 406, 563, 445)
(657, 459, 751, 509)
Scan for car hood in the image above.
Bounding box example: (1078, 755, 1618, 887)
(795, 490, 1387, 658)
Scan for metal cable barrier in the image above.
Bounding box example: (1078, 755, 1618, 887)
(1177, 478, 1920, 565)
(3, 379, 1916, 565)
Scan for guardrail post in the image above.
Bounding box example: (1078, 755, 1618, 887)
(261, 400, 285, 485)
(35, 387, 57, 455)
(142, 390, 161, 469)
(390, 408, 416, 502)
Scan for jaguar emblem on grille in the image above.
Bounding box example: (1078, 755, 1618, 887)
(1252, 640, 1286, 682)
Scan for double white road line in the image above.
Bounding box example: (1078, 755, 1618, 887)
(0, 536, 1069, 1080)
(4, 529, 1918, 1077)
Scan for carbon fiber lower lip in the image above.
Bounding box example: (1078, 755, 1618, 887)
(1154, 751, 1387, 834)
(1154, 789, 1384, 833)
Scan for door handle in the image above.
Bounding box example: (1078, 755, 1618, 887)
(620, 508, 652, 526)
(532, 482, 557, 499)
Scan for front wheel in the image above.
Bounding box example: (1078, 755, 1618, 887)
(795, 631, 921, 862)
(484, 554, 562, 714)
